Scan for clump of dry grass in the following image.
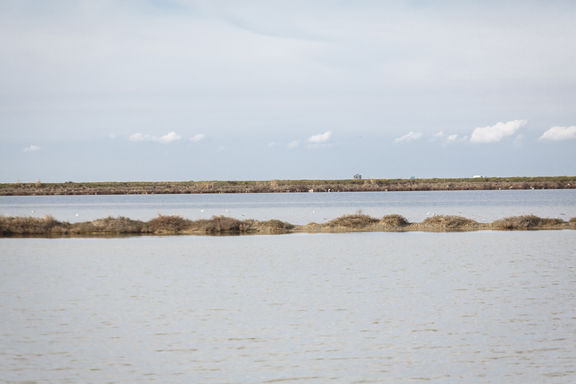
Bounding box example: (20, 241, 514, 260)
(491, 215, 564, 230)
(193, 216, 253, 234)
(421, 215, 478, 230)
(0, 215, 65, 235)
(146, 215, 192, 233)
(326, 214, 380, 228)
(380, 214, 410, 227)
(255, 219, 295, 234)
(71, 216, 146, 234)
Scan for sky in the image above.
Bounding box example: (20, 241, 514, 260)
(1, 0, 575, 182)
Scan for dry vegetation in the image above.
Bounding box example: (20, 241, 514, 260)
(2, 214, 574, 237)
(1, 176, 575, 196)
(491, 215, 565, 230)
(326, 214, 380, 228)
(418, 215, 480, 231)
(380, 214, 410, 228)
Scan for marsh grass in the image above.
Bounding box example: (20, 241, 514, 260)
(192, 216, 253, 234)
(255, 219, 295, 234)
(380, 214, 410, 227)
(147, 215, 192, 233)
(326, 214, 380, 228)
(71, 216, 145, 235)
(2, 176, 575, 196)
(0, 213, 572, 237)
(0, 215, 65, 235)
(420, 215, 480, 230)
(491, 215, 565, 230)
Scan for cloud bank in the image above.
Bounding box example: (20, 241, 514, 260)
(470, 120, 527, 143)
(129, 132, 181, 144)
(539, 126, 576, 141)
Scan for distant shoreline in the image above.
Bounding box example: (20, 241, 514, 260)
(1, 176, 575, 196)
(1, 214, 575, 238)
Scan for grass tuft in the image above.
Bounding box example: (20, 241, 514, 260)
(146, 215, 191, 233)
(491, 215, 564, 230)
(421, 215, 478, 230)
(0, 215, 64, 235)
(380, 214, 410, 227)
(256, 219, 295, 234)
(193, 216, 253, 234)
(326, 214, 380, 228)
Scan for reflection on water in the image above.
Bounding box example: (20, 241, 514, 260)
(1, 231, 575, 383)
(1, 189, 576, 224)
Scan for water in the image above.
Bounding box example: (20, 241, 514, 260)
(1, 232, 575, 383)
(1, 189, 576, 224)
(2, 190, 576, 382)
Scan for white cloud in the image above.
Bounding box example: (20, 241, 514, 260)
(158, 131, 181, 143)
(394, 131, 422, 143)
(470, 120, 526, 143)
(129, 131, 181, 144)
(447, 134, 459, 143)
(287, 140, 300, 149)
(432, 132, 468, 144)
(129, 133, 154, 142)
(24, 145, 40, 152)
(307, 131, 332, 144)
(190, 133, 206, 143)
(539, 126, 576, 141)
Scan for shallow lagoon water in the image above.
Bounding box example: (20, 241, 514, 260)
(1, 189, 576, 224)
(1, 231, 575, 383)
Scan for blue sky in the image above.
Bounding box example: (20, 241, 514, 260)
(1, 0, 575, 182)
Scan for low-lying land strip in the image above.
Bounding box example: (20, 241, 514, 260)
(1, 176, 575, 196)
(1, 214, 574, 237)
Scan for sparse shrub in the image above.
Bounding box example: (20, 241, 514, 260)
(380, 214, 409, 227)
(327, 214, 379, 228)
(492, 215, 564, 230)
(422, 215, 478, 229)
(147, 215, 191, 233)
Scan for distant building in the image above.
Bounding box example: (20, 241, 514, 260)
(353, 174, 362, 180)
